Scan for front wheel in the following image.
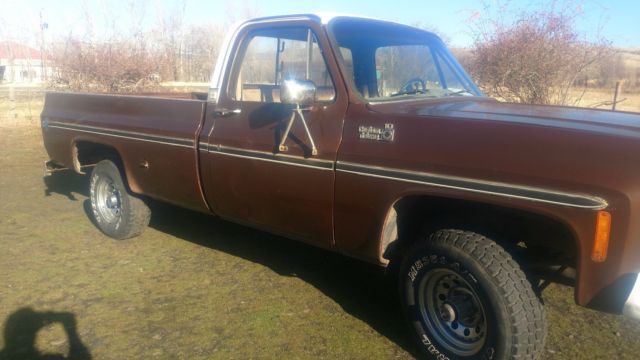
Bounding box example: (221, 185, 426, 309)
(399, 229, 545, 360)
(89, 160, 150, 239)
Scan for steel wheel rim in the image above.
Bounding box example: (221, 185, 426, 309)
(95, 176, 122, 224)
(418, 268, 487, 356)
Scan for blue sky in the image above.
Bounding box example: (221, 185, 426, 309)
(2, 0, 639, 48)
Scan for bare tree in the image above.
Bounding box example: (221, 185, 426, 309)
(181, 24, 224, 82)
(41, 0, 259, 92)
(50, 35, 162, 92)
(467, 3, 612, 105)
(47, 0, 227, 92)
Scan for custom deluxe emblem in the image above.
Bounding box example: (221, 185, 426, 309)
(358, 123, 395, 142)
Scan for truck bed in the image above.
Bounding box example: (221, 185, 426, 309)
(41, 91, 210, 212)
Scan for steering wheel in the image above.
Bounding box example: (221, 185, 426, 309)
(399, 77, 426, 93)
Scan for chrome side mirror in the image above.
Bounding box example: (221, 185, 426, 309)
(277, 79, 318, 156)
(280, 79, 316, 107)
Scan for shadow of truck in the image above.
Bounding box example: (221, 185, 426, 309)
(43, 173, 421, 357)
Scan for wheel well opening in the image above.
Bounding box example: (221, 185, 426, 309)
(75, 141, 123, 171)
(386, 196, 578, 285)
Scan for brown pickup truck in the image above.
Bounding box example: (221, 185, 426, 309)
(41, 14, 640, 360)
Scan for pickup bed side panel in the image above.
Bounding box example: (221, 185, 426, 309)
(41, 92, 210, 213)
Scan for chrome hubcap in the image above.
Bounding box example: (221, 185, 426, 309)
(418, 268, 487, 356)
(95, 177, 121, 223)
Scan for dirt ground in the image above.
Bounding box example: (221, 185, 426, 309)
(1, 94, 640, 359)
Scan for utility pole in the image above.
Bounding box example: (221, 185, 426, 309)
(39, 9, 48, 83)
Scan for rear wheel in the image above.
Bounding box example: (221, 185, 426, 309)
(399, 229, 545, 360)
(89, 160, 150, 239)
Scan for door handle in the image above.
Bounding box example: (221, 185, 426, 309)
(212, 108, 241, 117)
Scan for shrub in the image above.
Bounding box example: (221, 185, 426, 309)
(467, 5, 611, 105)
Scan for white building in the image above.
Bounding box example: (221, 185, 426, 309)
(0, 41, 52, 83)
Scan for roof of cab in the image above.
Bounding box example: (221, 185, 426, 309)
(241, 12, 403, 26)
(209, 13, 433, 92)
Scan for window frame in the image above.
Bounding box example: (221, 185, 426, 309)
(326, 17, 484, 104)
(225, 25, 338, 104)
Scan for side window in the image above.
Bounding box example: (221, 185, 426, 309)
(230, 27, 336, 103)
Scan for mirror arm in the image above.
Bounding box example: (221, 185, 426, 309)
(278, 111, 297, 152)
(278, 104, 318, 156)
(296, 105, 318, 156)
(278, 79, 318, 156)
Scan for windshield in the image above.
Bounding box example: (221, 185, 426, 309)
(329, 18, 482, 102)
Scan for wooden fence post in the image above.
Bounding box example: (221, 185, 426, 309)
(612, 81, 621, 111)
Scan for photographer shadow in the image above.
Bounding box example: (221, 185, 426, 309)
(0, 307, 91, 360)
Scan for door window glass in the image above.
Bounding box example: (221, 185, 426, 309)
(230, 27, 336, 102)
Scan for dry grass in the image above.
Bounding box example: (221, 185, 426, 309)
(571, 87, 640, 113)
(0, 125, 417, 359)
(0, 87, 45, 128)
(1, 86, 640, 359)
(622, 50, 640, 72)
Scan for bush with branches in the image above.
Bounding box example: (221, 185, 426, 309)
(467, 5, 612, 105)
(50, 37, 161, 93)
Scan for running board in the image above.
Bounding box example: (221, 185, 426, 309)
(44, 160, 68, 177)
(43, 160, 94, 177)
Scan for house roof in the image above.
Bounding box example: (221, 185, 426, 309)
(0, 41, 41, 60)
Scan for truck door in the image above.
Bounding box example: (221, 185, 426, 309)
(199, 21, 348, 246)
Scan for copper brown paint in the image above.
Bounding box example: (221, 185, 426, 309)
(41, 15, 640, 315)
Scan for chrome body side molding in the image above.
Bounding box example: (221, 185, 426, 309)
(48, 121, 194, 148)
(335, 161, 608, 210)
(50, 119, 607, 210)
(201, 143, 334, 171)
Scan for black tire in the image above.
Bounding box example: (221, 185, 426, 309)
(89, 160, 150, 239)
(399, 229, 545, 360)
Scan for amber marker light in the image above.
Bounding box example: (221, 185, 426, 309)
(591, 210, 612, 262)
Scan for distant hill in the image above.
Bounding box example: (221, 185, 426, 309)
(450, 47, 639, 90)
(620, 49, 640, 67)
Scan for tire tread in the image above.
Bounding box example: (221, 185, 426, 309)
(90, 160, 150, 240)
(412, 229, 546, 360)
